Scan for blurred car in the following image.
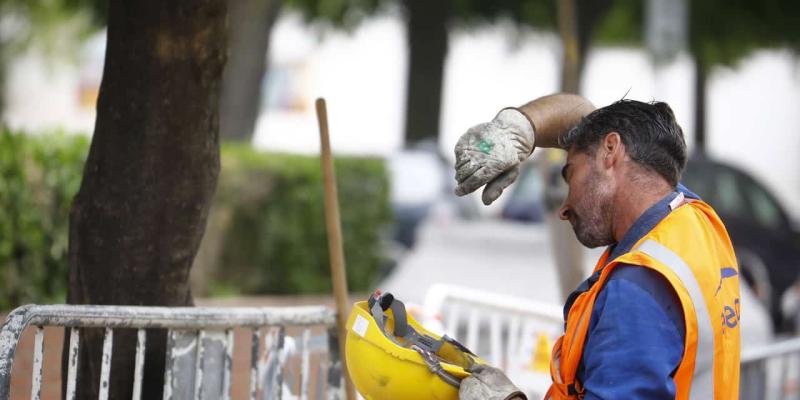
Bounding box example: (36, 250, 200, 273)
(502, 155, 800, 331)
(682, 154, 800, 331)
(387, 148, 447, 248)
(500, 160, 548, 223)
(387, 143, 480, 250)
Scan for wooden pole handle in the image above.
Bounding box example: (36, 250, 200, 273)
(315, 98, 357, 400)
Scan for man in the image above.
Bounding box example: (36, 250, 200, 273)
(454, 94, 741, 399)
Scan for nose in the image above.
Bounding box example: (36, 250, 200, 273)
(558, 202, 572, 221)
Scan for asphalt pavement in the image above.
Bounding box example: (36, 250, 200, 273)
(380, 218, 602, 306)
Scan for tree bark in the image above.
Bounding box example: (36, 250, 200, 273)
(218, 0, 281, 141)
(575, 0, 612, 79)
(558, 0, 580, 94)
(694, 60, 707, 154)
(549, 0, 586, 302)
(64, 0, 227, 398)
(544, 0, 615, 302)
(403, 0, 450, 146)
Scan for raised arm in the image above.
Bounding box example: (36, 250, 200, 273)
(516, 93, 596, 148)
(453, 93, 595, 205)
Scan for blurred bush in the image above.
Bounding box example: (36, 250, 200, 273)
(0, 131, 391, 310)
(193, 144, 392, 296)
(0, 128, 88, 310)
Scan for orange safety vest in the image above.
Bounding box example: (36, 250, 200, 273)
(546, 196, 741, 399)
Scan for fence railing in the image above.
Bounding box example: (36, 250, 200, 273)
(0, 304, 342, 400)
(422, 284, 563, 398)
(424, 283, 800, 400)
(7, 298, 798, 400)
(741, 336, 800, 400)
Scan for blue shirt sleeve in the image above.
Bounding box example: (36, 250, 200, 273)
(578, 265, 685, 399)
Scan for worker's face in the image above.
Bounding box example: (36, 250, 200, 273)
(558, 147, 615, 248)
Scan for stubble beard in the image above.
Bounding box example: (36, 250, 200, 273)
(571, 170, 615, 248)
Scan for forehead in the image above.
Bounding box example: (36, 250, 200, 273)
(562, 148, 591, 182)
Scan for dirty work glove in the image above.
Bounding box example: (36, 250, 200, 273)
(454, 108, 535, 205)
(459, 365, 527, 400)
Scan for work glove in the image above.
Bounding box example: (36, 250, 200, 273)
(453, 108, 535, 205)
(459, 365, 527, 400)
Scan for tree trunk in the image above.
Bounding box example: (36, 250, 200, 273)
(558, 0, 581, 94)
(403, 0, 449, 146)
(575, 0, 612, 79)
(547, 0, 587, 302)
(64, 0, 226, 398)
(544, 0, 613, 302)
(218, 0, 281, 141)
(694, 60, 707, 154)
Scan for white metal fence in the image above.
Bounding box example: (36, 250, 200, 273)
(425, 283, 800, 400)
(423, 284, 564, 398)
(4, 295, 799, 400)
(0, 304, 343, 400)
(741, 336, 800, 400)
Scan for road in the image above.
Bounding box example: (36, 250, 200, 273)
(380, 218, 601, 306)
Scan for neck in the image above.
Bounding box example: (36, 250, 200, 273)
(610, 178, 673, 242)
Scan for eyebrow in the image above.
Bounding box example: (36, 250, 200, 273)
(561, 163, 570, 183)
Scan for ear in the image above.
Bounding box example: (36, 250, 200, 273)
(600, 132, 624, 169)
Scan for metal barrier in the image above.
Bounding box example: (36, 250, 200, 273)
(422, 284, 563, 398)
(9, 296, 786, 399)
(425, 283, 800, 400)
(741, 336, 800, 400)
(423, 283, 563, 365)
(0, 304, 342, 400)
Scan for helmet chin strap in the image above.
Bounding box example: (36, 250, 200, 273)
(412, 345, 465, 388)
(367, 291, 477, 388)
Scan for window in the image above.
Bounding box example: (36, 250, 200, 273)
(715, 169, 747, 217)
(743, 178, 785, 230)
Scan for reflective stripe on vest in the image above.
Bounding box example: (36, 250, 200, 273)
(637, 239, 714, 399)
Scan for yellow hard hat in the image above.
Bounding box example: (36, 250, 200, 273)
(345, 291, 488, 400)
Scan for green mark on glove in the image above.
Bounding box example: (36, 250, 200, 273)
(477, 139, 494, 154)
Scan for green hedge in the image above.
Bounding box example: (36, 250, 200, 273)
(0, 128, 88, 310)
(0, 131, 391, 309)
(202, 144, 391, 296)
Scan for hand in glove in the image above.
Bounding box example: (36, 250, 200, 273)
(453, 108, 535, 205)
(459, 365, 527, 400)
